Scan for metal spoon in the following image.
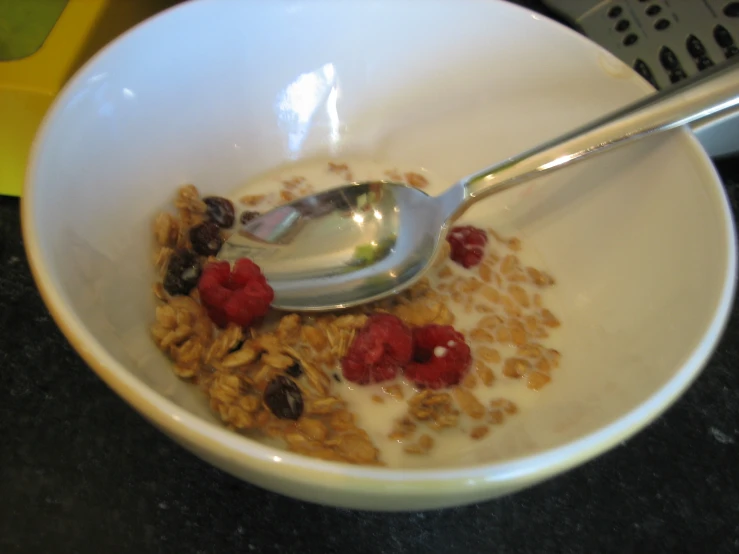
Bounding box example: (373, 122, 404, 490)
(219, 57, 739, 311)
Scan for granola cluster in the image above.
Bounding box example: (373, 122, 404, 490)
(150, 163, 561, 465)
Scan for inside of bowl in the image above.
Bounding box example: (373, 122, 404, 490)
(27, 0, 733, 469)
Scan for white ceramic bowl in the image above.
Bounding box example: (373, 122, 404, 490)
(22, 0, 736, 511)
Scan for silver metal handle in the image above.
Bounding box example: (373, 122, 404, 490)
(440, 55, 739, 221)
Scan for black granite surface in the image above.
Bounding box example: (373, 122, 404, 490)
(3, 2, 739, 553)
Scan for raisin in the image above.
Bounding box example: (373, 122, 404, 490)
(190, 221, 224, 256)
(239, 210, 261, 225)
(263, 375, 303, 420)
(285, 361, 303, 378)
(163, 249, 201, 296)
(204, 196, 235, 228)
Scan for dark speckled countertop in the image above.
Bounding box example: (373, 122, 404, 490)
(2, 2, 739, 553)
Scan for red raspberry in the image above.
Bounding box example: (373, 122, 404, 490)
(405, 325, 471, 389)
(341, 314, 413, 384)
(447, 225, 488, 268)
(197, 258, 274, 328)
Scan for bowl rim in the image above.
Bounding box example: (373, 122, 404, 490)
(20, 0, 738, 494)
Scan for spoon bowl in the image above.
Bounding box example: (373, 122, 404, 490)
(219, 181, 448, 310)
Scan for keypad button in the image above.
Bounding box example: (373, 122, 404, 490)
(727, 44, 739, 57)
(686, 35, 706, 57)
(724, 2, 739, 17)
(714, 25, 734, 48)
(655, 18, 671, 30)
(669, 69, 687, 83)
(646, 5, 661, 16)
(623, 33, 639, 46)
(615, 19, 630, 32)
(608, 6, 623, 18)
(633, 59, 659, 89)
(696, 55, 715, 70)
(659, 46, 680, 70)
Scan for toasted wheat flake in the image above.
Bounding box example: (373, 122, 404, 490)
(240, 194, 266, 206)
(405, 172, 429, 189)
(452, 388, 486, 419)
(475, 361, 496, 386)
(479, 263, 492, 283)
(503, 357, 531, 379)
(384, 168, 403, 181)
(437, 266, 453, 279)
(481, 286, 500, 304)
(527, 371, 551, 390)
(477, 347, 501, 364)
(462, 373, 478, 389)
(470, 328, 495, 343)
(382, 384, 404, 400)
(541, 309, 561, 328)
(508, 284, 530, 308)
(328, 161, 349, 173)
(470, 425, 489, 440)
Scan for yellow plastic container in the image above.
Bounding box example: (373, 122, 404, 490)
(0, 0, 175, 196)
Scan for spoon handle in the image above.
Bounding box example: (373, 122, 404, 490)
(440, 55, 739, 221)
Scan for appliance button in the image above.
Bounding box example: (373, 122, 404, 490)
(723, 2, 739, 17)
(633, 59, 659, 88)
(686, 35, 706, 57)
(669, 69, 687, 83)
(623, 33, 639, 46)
(714, 25, 734, 48)
(659, 46, 680, 70)
(696, 55, 715, 70)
